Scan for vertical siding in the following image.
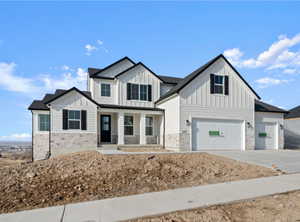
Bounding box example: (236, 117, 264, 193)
(50, 90, 97, 133)
(94, 59, 134, 78)
(93, 79, 116, 104)
(180, 57, 256, 131)
(118, 64, 161, 107)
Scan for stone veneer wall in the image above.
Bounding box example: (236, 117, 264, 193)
(33, 133, 50, 161)
(50, 133, 97, 157)
(245, 127, 255, 150)
(124, 135, 139, 144)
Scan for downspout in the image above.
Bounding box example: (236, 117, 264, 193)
(163, 110, 165, 148)
(48, 105, 52, 159)
(31, 110, 34, 162)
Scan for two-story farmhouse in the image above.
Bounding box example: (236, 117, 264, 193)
(29, 54, 288, 160)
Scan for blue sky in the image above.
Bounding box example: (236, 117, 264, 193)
(0, 1, 300, 141)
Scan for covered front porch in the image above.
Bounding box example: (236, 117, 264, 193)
(97, 107, 164, 147)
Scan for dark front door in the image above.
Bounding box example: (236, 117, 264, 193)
(100, 115, 111, 142)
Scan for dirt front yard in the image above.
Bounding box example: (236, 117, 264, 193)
(132, 190, 300, 222)
(0, 151, 278, 214)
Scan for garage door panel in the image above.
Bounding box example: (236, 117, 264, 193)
(255, 122, 276, 150)
(192, 118, 243, 151)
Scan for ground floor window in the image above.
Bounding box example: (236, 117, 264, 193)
(38, 114, 50, 131)
(146, 116, 153, 136)
(124, 115, 134, 135)
(68, 110, 81, 129)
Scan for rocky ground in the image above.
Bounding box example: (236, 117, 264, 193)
(0, 151, 278, 214)
(132, 190, 300, 222)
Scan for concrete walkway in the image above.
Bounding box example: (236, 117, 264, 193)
(1, 173, 300, 222)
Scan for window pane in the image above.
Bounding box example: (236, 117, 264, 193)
(131, 84, 139, 100)
(124, 116, 133, 126)
(140, 85, 147, 101)
(69, 120, 80, 129)
(39, 114, 50, 131)
(214, 85, 223, 94)
(146, 117, 153, 126)
(69, 110, 80, 120)
(125, 126, 133, 135)
(215, 75, 223, 84)
(146, 127, 153, 136)
(101, 83, 111, 97)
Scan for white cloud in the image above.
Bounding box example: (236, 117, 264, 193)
(40, 67, 87, 92)
(97, 40, 103, 45)
(255, 77, 290, 88)
(283, 68, 297, 74)
(61, 65, 70, 71)
(0, 133, 31, 141)
(85, 44, 98, 56)
(224, 33, 300, 73)
(0, 62, 38, 93)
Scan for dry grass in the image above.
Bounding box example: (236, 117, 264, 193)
(0, 151, 278, 214)
(131, 190, 300, 222)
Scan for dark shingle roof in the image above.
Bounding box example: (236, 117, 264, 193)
(255, 100, 288, 113)
(158, 75, 183, 85)
(284, 105, 300, 119)
(88, 68, 102, 77)
(99, 104, 164, 111)
(28, 88, 94, 110)
(156, 54, 261, 103)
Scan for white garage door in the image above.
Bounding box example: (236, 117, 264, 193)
(192, 118, 243, 151)
(255, 122, 277, 150)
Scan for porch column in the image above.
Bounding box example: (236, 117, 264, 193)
(140, 113, 146, 145)
(118, 112, 124, 145)
(159, 114, 164, 146)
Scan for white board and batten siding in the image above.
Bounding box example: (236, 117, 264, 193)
(92, 79, 116, 105)
(255, 112, 284, 150)
(95, 59, 134, 78)
(50, 90, 97, 133)
(118, 64, 162, 107)
(179, 57, 257, 151)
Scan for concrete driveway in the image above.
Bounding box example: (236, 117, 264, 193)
(206, 150, 300, 174)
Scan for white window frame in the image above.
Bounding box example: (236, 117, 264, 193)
(101, 83, 111, 97)
(38, 114, 50, 131)
(68, 110, 81, 130)
(145, 116, 153, 136)
(124, 115, 134, 136)
(214, 75, 224, 94)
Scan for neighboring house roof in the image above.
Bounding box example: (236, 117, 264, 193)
(89, 56, 135, 78)
(284, 105, 300, 119)
(28, 100, 49, 110)
(156, 54, 261, 104)
(114, 62, 164, 82)
(158, 75, 183, 85)
(255, 100, 288, 113)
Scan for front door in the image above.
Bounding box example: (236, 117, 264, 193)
(100, 115, 111, 143)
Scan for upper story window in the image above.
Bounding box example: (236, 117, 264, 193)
(210, 74, 229, 95)
(68, 110, 81, 129)
(38, 114, 50, 131)
(127, 83, 152, 101)
(101, 83, 111, 97)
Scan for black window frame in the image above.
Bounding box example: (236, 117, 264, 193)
(131, 84, 139, 100)
(68, 110, 81, 130)
(145, 116, 153, 136)
(38, 114, 50, 131)
(140, 84, 148, 101)
(124, 115, 134, 136)
(101, 83, 111, 97)
(214, 75, 224, 94)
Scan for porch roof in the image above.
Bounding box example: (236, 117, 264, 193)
(98, 104, 164, 112)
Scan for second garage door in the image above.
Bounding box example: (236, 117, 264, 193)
(255, 122, 277, 150)
(192, 118, 243, 151)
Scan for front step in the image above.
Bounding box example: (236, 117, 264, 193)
(98, 144, 118, 150)
(118, 144, 164, 150)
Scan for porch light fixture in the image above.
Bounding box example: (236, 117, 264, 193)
(280, 124, 284, 130)
(186, 120, 191, 126)
(247, 122, 252, 128)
